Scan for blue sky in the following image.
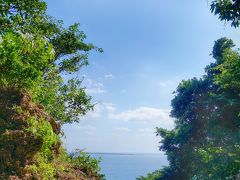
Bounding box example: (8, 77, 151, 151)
(46, 0, 240, 153)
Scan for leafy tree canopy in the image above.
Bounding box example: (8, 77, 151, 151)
(0, 1, 105, 179)
(211, 0, 240, 27)
(0, 0, 102, 124)
(145, 36, 240, 180)
(142, 1, 240, 179)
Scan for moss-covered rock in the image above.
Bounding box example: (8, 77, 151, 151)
(0, 88, 104, 180)
(0, 88, 48, 178)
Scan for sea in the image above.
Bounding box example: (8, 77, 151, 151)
(90, 153, 168, 180)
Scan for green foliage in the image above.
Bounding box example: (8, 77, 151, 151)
(0, 32, 54, 89)
(26, 147, 105, 180)
(33, 78, 93, 125)
(26, 117, 59, 161)
(137, 169, 168, 180)
(211, 0, 240, 28)
(70, 151, 105, 179)
(0, 0, 105, 179)
(0, 0, 101, 124)
(27, 158, 56, 180)
(213, 48, 240, 89)
(0, 0, 48, 34)
(142, 7, 240, 178)
(150, 38, 240, 180)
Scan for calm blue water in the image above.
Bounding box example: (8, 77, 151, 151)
(91, 153, 168, 180)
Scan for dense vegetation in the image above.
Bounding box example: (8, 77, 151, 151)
(140, 0, 240, 179)
(3, 0, 240, 179)
(0, 0, 104, 179)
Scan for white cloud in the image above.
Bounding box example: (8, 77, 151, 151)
(81, 102, 174, 129)
(137, 128, 156, 136)
(138, 128, 155, 134)
(103, 102, 116, 112)
(159, 82, 167, 87)
(109, 107, 169, 121)
(115, 127, 131, 132)
(109, 107, 174, 129)
(85, 102, 116, 119)
(104, 74, 114, 79)
(75, 125, 96, 131)
(86, 104, 103, 118)
(75, 125, 96, 135)
(85, 79, 106, 94)
(158, 79, 179, 88)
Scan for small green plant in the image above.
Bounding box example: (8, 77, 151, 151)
(26, 117, 59, 161)
(70, 151, 105, 179)
(0, 0, 104, 179)
(24, 116, 59, 179)
(137, 169, 166, 180)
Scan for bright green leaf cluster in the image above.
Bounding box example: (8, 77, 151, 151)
(0, 32, 54, 89)
(143, 2, 240, 179)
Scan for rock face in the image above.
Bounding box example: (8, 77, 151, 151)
(0, 88, 103, 180)
(0, 88, 60, 179)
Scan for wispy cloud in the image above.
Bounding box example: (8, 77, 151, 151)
(115, 127, 131, 132)
(85, 79, 106, 94)
(84, 102, 174, 129)
(85, 102, 116, 119)
(159, 81, 169, 87)
(104, 74, 114, 79)
(109, 107, 170, 121)
(86, 104, 104, 118)
(137, 128, 156, 136)
(109, 107, 174, 129)
(158, 77, 181, 88)
(103, 102, 116, 112)
(74, 125, 96, 135)
(138, 128, 155, 134)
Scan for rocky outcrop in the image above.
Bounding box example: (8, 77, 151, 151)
(0, 88, 60, 178)
(0, 88, 103, 180)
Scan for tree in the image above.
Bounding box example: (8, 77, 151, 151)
(0, 0, 103, 124)
(144, 37, 240, 180)
(145, 1, 240, 178)
(141, 1, 240, 179)
(0, 0, 105, 179)
(142, 32, 240, 180)
(211, 0, 240, 28)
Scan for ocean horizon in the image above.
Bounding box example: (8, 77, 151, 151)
(90, 152, 168, 180)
